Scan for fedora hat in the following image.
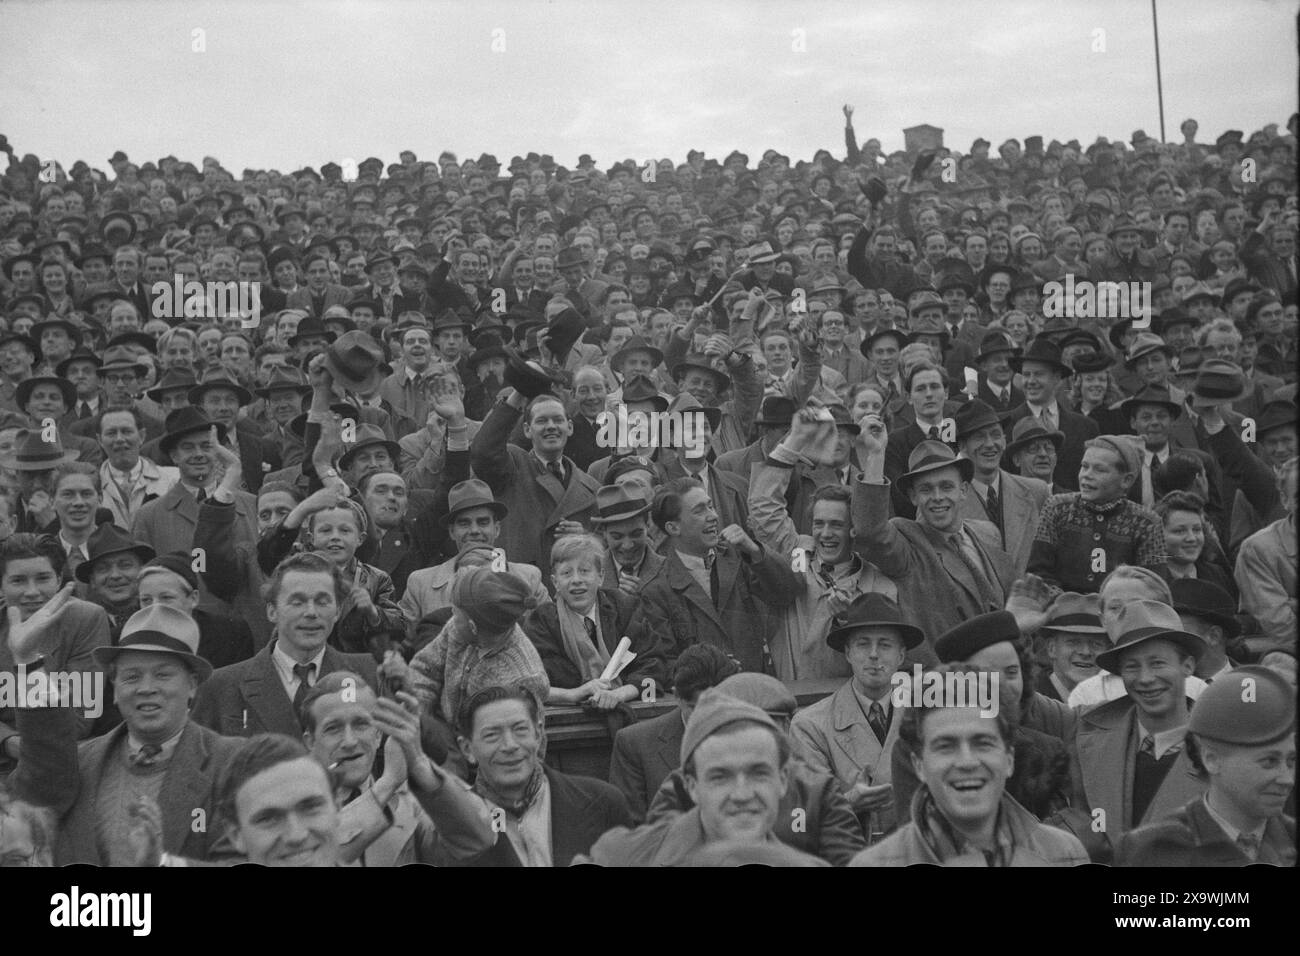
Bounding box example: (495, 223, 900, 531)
(144, 366, 197, 402)
(671, 353, 731, 394)
(1003, 414, 1065, 459)
(187, 367, 253, 407)
(1041, 592, 1106, 635)
(93, 603, 212, 682)
(1188, 665, 1295, 746)
(158, 407, 227, 456)
(0, 428, 80, 471)
(467, 341, 510, 371)
(15, 375, 76, 412)
(859, 326, 908, 359)
(610, 336, 664, 372)
(441, 478, 509, 526)
(975, 331, 1021, 362)
(952, 399, 1004, 442)
(1009, 338, 1072, 376)
(1169, 578, 1241, 638)
(1188, 359, 1248, 408)
(753, 395, 796, 427)
(545, 306, 587, 360)
(619, 374, 669, 412)
(75, 523, 156, 584)
(1070, 350, 1113, 374)
(288, 316, 338, 347)
(555, 246, 586, 270)
(1255, 400, 1297, 437)
(431, 310, 474, 335)
(589, 484, 653, 525)
(825, 403, 860, 435)
(897, 440, 973, 495)
(1058, 329, 1104, 355)
(745, 241, 780, 264)
(321, 331, 386, 394)
(665, 390, 722, 431)
(504, 350, 566, 399)
(254, 365, 312, 399)
(908, 291, 946, 318)
(98, 345, 151, 377)
(337, 423, 401, 472)
(106, 331, 158, 355)
(56, 347, 103, 377)
(906, 313, 949, 346)
(1120, 384, 1183, 419)
(98, 211, 137, 245)
(1096, 599, 1204, 673)
(29, 317, 82, 344)
(1124, 332, 1174, 368)
(826, 592, 924, 652)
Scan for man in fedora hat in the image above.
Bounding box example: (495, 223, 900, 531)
(1168, 578, 1244, 683)
(974, 331, 1024, 412)
(1002, 415, 1068, 493)
(0, 331, 39, 414)
(657, 391, 751, 532)
(854, 418, 1015, 662)
(180, 367, 277, 494)
(470, 384, 599, 580)
(1071, 599, 1210, 856)
(14, 374, 102, 466)
(884, 360, 955, 519)
(251, 365, 311, 466)
(953, 400, 1050, 576)
(398, 478, 549, 630)
(791, 592, 919, 834)
(67, 344, 164, 443)
(1, 427, 85, 533)
(9, 596, 248, 864)
(1202, 398, 1296, 551)
(1035, 591, 1110, 702)
(589, 482, 665, 593)
(1115, 665, 1295, 866)
(716, 394, 794, 479)
(1004, 338, 1099, 491)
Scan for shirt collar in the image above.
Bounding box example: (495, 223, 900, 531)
(1136, 721, 1188, 760)
(128, 724, 187, 762)
(58, 533, 89, 559)
(272, 640, 327, 680)
(1202, 794, 1266, 846)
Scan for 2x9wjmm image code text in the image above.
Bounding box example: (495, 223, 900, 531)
(50, 888, 152, 936)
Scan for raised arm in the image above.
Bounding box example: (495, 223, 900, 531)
(470, 389, 526, 495)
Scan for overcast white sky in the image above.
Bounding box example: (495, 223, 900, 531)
(2, 0, 1297, 172)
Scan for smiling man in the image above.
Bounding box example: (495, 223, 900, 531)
(850, 686, 1088, 867)
(98, 408, 179, 528)
(1005, 339, 1098, 491)
(1036, 592, 1110, 702)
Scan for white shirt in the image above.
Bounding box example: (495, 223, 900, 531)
(272, 642, 328, 702)
(1202, 794, 1267, 852)
(972, 472, 1002, 505)
(1135, 720, 1188, 760)
(1140, 446, 1168, 508)
(677, 549, 714, 597)
(1028, 400, 1061, 429)
(59, 533, 90, 562)
(502, 775, 553, 867)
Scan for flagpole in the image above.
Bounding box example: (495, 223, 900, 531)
(1152, 0, 1167, 142)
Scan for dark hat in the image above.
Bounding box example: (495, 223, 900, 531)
(1124, 332, 1173, 368)
(544, 307, 586, 360)
(1255, 400, 1297, 437)
(1188, 666, 1295, 745)
(56, 347, 103, 377)
(430, 310, 473, 335)
(826, 592, 924, 652)
(97, 345, 150, 377)
(321, 330, 386, 394)
(589, 483, 652, 525)
(1156, 306, 1194, 333)
(274, 205, 307, 224)
(466, 341, 509, 371)
(610, 336, 664, 372)
(897, 441, 973, 495)
(0, 332, 39, 364)
(1189, 360, 1249, 408)
(98, 211, 137, 245)
(15, 375, 76, 411)
(1058, 329, 1104, 355)
(859, 326, 908, 358)
(934, 610, 1021, 663)
(753, 395, 796, 427)
(93, 604, 212, 683)
(975, 331, 1021, 362)
(1040, 592, 1106, 635)
(441, 478, 508, 526)
(1214, 130, 1244, 151)
(1070, 350, 1114, 374)
(158, 407, 227, 456)
(825, 403, 860, 435)
(0, 428, 80, 471)
(952, 399, 1004, 442)
(364, 251, 397, 273)
(188, 367, 253, 407)
(288, 316, 338, 347)
(666, 390, 722, 431)
(450, 566, 538, 633)
(265, 246, 299, 274)
(1120, 384, 1183, 419)
(75, 523, 155, 584)
(619, 374, 669, 412)
(1180, 282, 1217, 305)
(908, 290, 946, 317)
(106, 331, 158, 355)
(1169, 579, 1240, 638)
(141, 552, 200, 591)
(337, 423, 402, 472)
(145, 367, 198, 402)
(1097, 599, 1206, 674)
(671, 353, 731, 395)
(254, 365, 312, 399)
(28, 317, 81, 345)
(1003, 415, 1065, 458)
(555, 246, 586, 270)
(504, 352, 566, 400)
(1009, 338, 1072, 376)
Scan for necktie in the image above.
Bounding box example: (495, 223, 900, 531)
(818, 562, 837, 587)
(546, 460, 565, 485)
(65, 548, 85, 581)
(292, 662, 316, 713)
(1040, 406, 1056, 432)
(78, 402, 92, 420)
(927, 426, 940, 440)
(705, 550, 719, 603)
(1139, 734, 1155, 756)
(1235, 832, 1261, 862)
(583, 616, 599, 649)
(984, 484, 1003, 537)
(130, 743, 163, 769)
(950, 531, 998, 607)
(868, 702, 889, 745)
(195, 487, 207, 503)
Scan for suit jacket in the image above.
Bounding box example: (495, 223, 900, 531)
(820, 346, 869, 383)
(715, 439, 767, 477)
(285, 283, 353, 315)
(792, 681, 903, 834)
(884, 419, 954, 519)
(566, 412, 604, 472)
(99, 457, 179, 529)
(141, 423, 274, 494)
(54, 719, 245, 865)
(958, 470, 1051, 576)
(191, 640, 378, 737)
(471, 400, 601, 578)
(1241, 231, 1299, 299)
(609, 708, 685, 822)
(459, 766, 633, 867)
(1070, 696, 1208, 850)
(377, 370, 432, 439)
(600, 546, 666, 591)
(633, 544, 800, 673)
(1114, 796, 1296, 867)
(977, 378, 1024, 414)
(852, 480, 1016, 664)
(1003, 403, 1099, 491)
(521, 589, 667, 693)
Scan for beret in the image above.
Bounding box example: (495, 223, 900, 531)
(934, 610, 1021, 663)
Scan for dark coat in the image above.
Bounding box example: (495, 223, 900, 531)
(566, 412, 604, 472)
(1003, 402, 1099, 491)
(190, 641, 378, 737)
(608, 708, 685, 822)
(457, 766, 633, 867)
(1114, 796, 1296, 867)
(521, 589, 668, 694)
(660, 458, 750, 532)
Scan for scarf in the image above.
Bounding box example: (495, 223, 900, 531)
(476, 763, 545, 819)
(556, 600, 610, 683)
(913, 786, 1016, 867)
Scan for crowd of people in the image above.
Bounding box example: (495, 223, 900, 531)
(0, 107, 1295, 867)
